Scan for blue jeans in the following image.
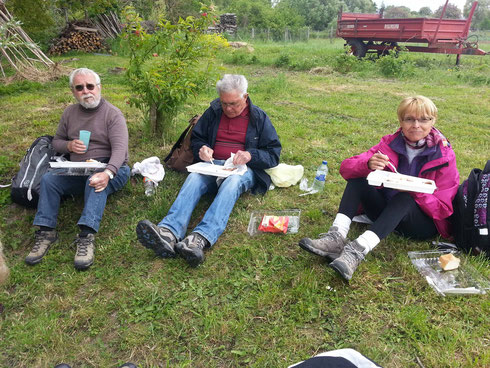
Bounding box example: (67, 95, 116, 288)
(159, 162, 256, 245)
(33, 165, 130, 232)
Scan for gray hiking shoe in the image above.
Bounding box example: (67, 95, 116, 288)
(25, 230, 58, 265)
(329, 239, 365, 281)
(136, 220, 177, 258)
(175, 232, 209, 267)
(74, 233, 95, 270)
(298, 226, 346, 262)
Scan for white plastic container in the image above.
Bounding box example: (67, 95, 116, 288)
(367, 170, 436, 194)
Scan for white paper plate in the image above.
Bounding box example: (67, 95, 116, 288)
(186, 162, 240, 178)
(367, 170, 436, 194)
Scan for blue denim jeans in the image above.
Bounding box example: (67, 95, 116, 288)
(33, 165, 130, 232)
(159, 161, 256, 245)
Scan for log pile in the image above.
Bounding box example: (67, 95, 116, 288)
(49, 21, 105, 55)
(220, 13, 237, 31)
(208, 13, 238, 34)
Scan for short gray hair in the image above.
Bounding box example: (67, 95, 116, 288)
(216, 74, 248, 97)
(69, 68, 101, 88)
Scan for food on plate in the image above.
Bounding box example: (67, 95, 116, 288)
(258, 215, 289, 233)
(86, 159, 100, 163)
(222, 167, 237, 172)
(439, 253, 460, 271)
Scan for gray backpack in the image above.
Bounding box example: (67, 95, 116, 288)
(11, 135, 56, 208)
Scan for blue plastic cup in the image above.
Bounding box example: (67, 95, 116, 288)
(79, 130, 91, 151)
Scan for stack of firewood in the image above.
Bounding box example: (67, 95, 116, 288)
(49, 21, 105, 55)
(219, 13, 237, 34)
(207, 13, 238, 35)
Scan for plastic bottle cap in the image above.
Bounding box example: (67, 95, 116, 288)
(322, 160, 328, 164)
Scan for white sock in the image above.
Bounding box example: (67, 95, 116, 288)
(332, 213, 351, 239)
(355, 230, 380, 254)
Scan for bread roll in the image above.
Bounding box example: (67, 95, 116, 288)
(439, 253, 460, 271)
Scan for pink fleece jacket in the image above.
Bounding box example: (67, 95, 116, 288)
(339, 129, 460, 239)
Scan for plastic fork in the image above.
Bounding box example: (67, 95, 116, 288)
(377, 150, 398, 174)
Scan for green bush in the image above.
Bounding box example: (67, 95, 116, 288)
(376, 51, 414, 78)
(333, 49, 358, 74)
(274, 54, 291, 68)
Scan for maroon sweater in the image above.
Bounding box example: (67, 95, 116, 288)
(213, 106, 249, 160)
(52, 99, 129, 174)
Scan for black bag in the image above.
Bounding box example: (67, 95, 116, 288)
(451, 160, 490, 257)
(11, 135, 56, 208)
(164, 114, 201, 172)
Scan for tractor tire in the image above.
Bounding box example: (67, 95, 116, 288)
(347, 39, 367, 58)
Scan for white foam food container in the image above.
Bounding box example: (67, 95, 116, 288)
(49, 161, 107, 169)
(186, 162, 241, 178)
(367, 170, 436, 194)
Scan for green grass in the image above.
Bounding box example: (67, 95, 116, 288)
(0, 40, 489, 367)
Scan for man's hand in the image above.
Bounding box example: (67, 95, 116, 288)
(67, 139, 87, 154)
(233, 150, 251, 166)
(199, 145, 214, 162)
(368, 152, 389, 171)
(89, 172, 110, 193)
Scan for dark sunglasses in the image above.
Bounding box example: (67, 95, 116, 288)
(74, 83, 97, 91)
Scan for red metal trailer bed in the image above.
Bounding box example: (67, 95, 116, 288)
(336, 1, 487, 64)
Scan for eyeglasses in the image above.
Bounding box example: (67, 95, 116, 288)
(403, 117, 433, 124)
(220, 100, 241, 108)
(74, 83, 97, 91)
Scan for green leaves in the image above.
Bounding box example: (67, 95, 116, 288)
(121, 5, 228, 138)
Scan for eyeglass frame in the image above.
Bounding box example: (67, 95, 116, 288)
(402, 116, 434, 124)
(219, 93, 248, 108)
(73, 83, 99, 92)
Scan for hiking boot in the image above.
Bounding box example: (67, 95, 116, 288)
(74, 233, 95, 270)
(175, 232, 209, 267)
(298, 226, 345, 262)
(329, 239, 365, 281)
(136, 220, 177, 258)
(25, 230, 58, 265)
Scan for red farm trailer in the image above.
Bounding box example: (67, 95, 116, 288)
(336, 0, 487, 64)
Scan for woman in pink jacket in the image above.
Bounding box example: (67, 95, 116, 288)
(299, 96, 460, 281)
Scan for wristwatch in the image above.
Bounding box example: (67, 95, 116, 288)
(104, 169, 114, 180)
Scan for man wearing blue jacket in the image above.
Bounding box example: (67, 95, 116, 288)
(136, 74, 281, 267)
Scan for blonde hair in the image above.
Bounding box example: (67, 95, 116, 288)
(397, 96, 438, 123)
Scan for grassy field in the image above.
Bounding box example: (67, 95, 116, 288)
(0, 39, 489, 367)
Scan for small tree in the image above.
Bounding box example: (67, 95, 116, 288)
(122, 5, 228, 138)
(434, 3, 462, 19)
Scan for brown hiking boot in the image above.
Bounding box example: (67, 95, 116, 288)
(74, 233, 95, 270)
(298, 226, 346, 262)
(329, 240, 366, 281)
(25, 230, 58, 265)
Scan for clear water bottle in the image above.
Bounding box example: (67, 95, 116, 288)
(312, 160, 328, 192)
(144, 177, 156, 196)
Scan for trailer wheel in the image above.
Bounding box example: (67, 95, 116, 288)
(347, 40, 367, 58)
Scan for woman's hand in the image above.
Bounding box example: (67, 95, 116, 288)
(368, 152, 390, 171)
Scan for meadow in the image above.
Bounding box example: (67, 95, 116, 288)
(0, 38, 489, 367)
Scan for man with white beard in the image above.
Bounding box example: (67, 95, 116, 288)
(25, 68, 130, 270)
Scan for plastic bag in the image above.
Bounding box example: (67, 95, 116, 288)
(265, 163, 304, 188)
